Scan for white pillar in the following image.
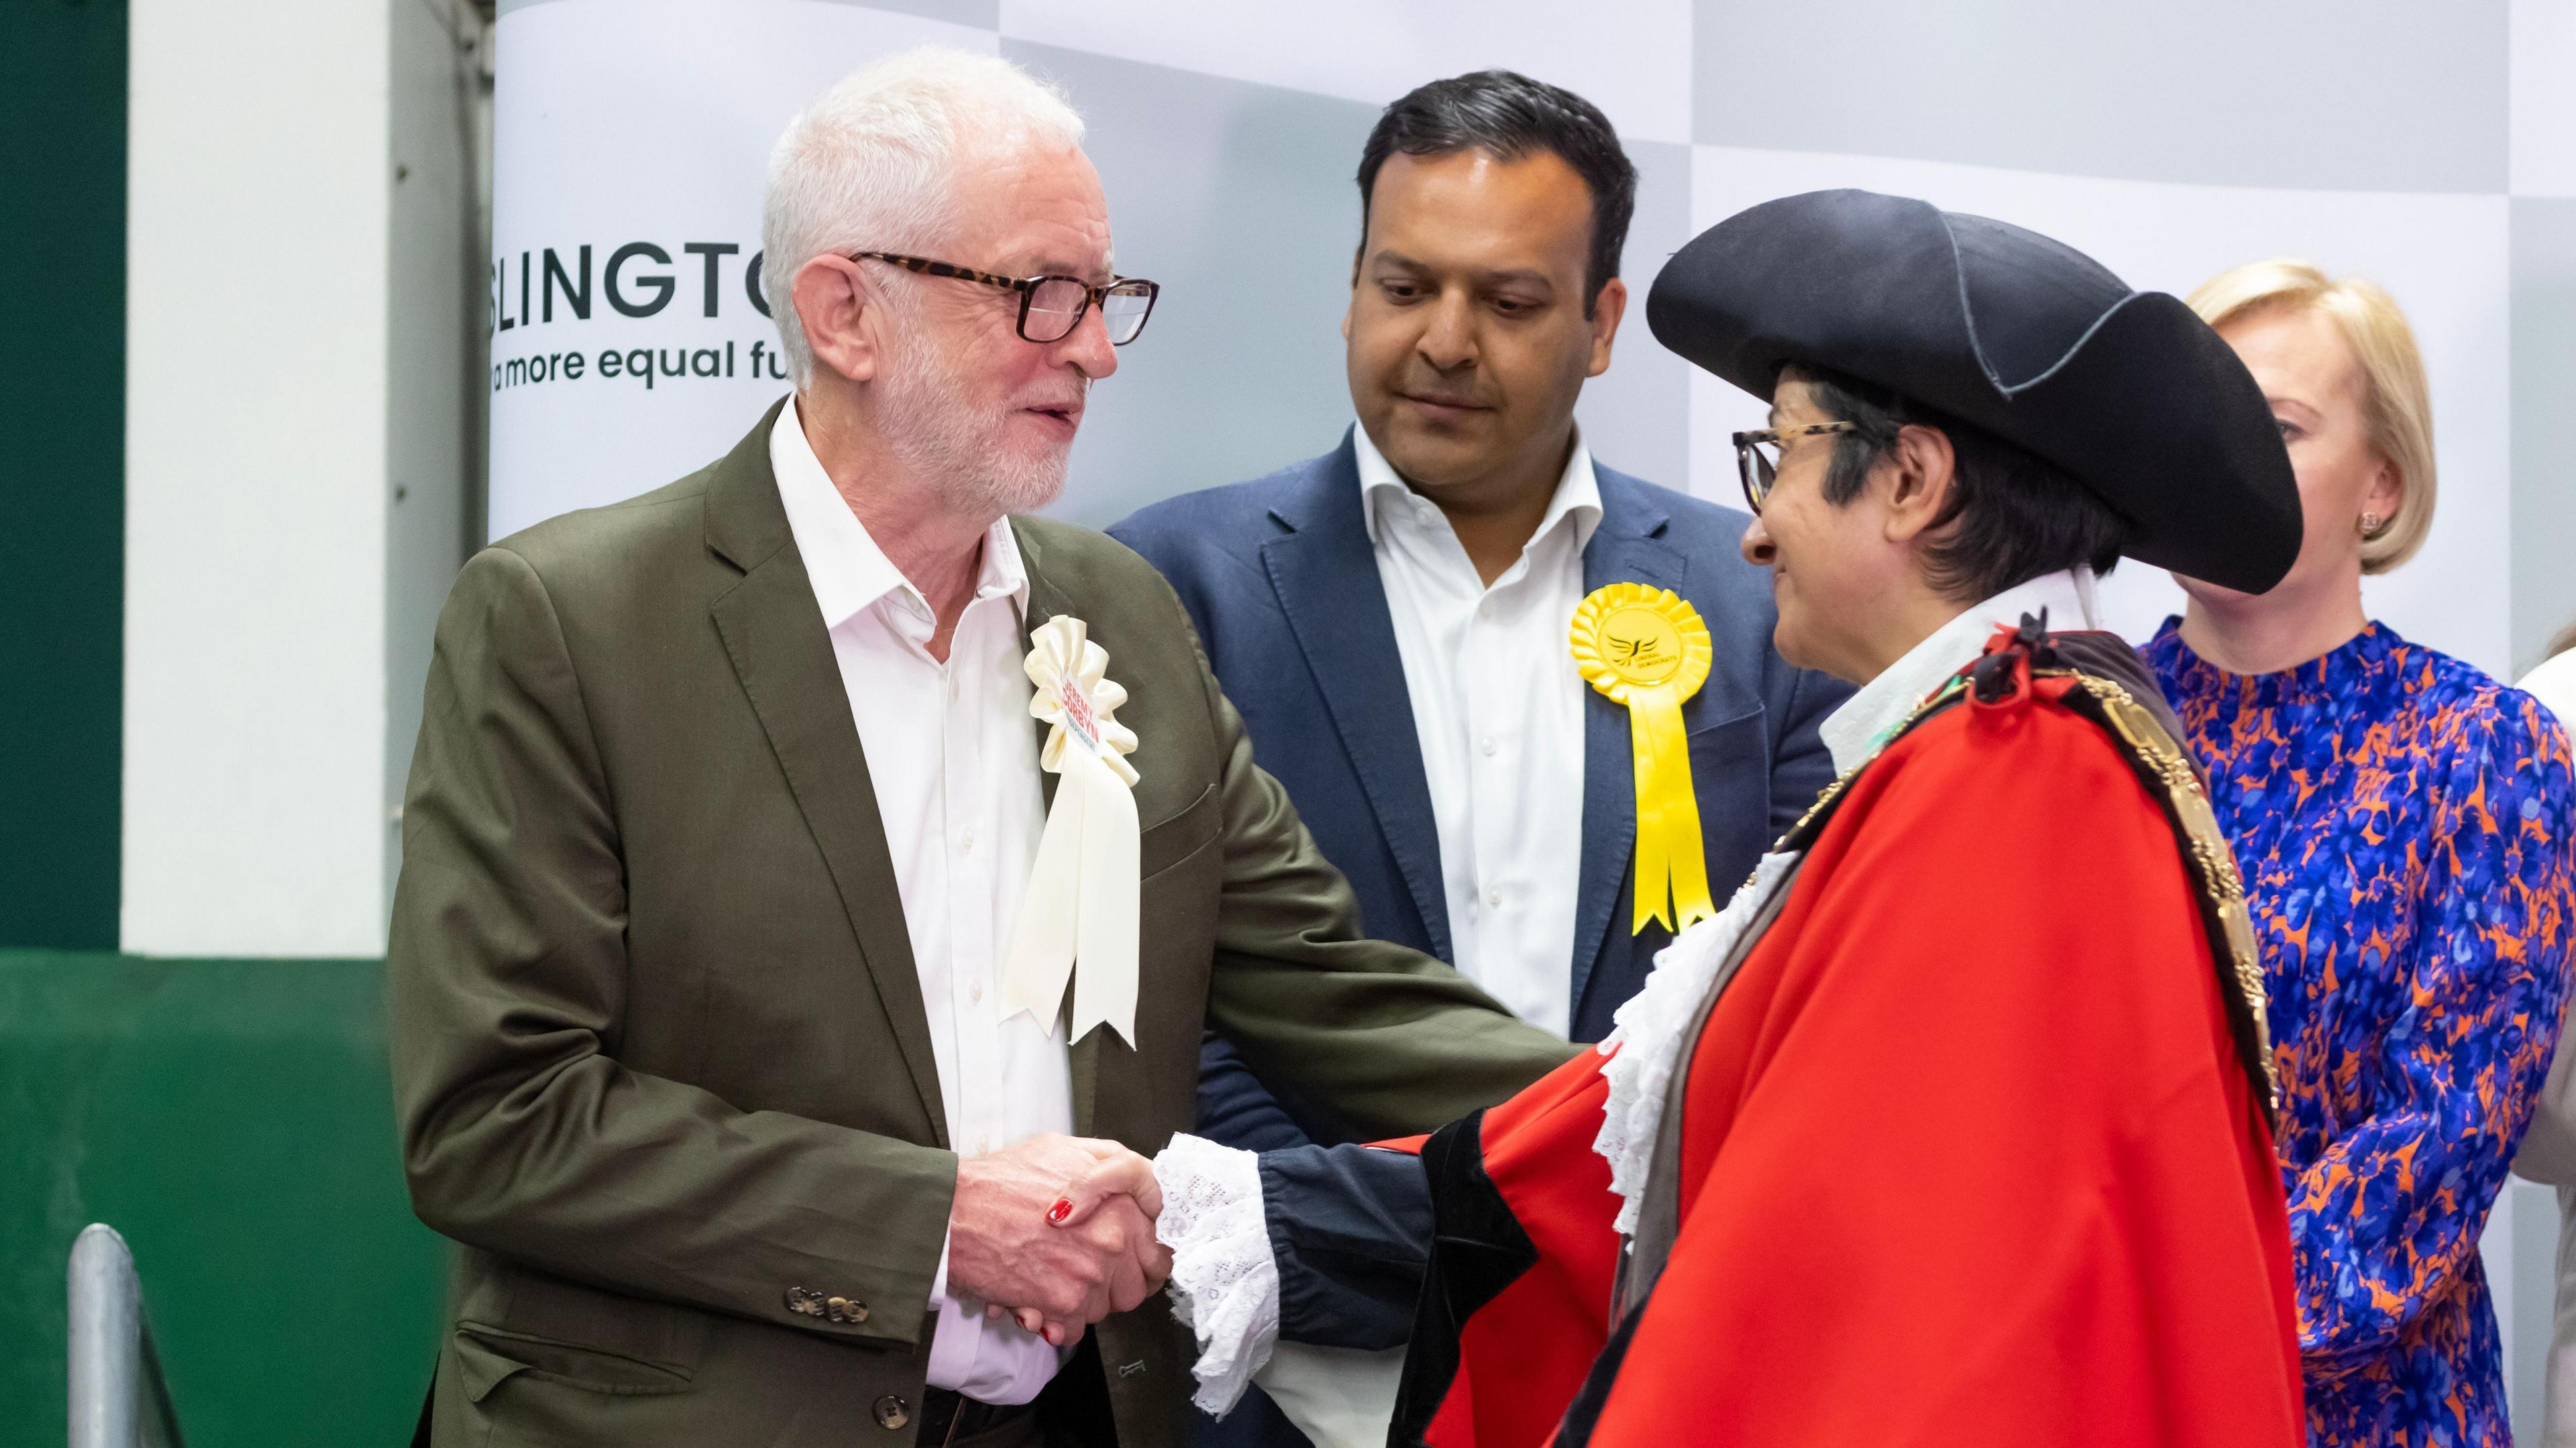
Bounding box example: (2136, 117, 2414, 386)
(122, 0, 394, 955)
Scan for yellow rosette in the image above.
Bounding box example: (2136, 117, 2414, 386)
(1570, 583, 1716, 934)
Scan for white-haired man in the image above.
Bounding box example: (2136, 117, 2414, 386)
(386, 47, 1572, 1448)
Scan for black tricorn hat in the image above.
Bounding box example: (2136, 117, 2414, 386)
(1646, 189, 2300, 593)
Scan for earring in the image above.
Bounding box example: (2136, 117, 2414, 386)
(2358, 512, 2384, 539)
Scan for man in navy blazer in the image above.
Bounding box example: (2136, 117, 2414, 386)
(1114, 69, 1847, 1191)
(1118, 431, 1839, 1051)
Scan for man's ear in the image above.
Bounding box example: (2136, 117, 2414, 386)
(1585, 276, 1627, 378)
(791, 254, 884, 385)
(1880, 423, 1959, 545)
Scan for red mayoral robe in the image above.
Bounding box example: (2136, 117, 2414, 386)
(1381, 626, 2305, 1448)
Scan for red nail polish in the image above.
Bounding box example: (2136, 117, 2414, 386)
(1046, 1199, 1072, 1224)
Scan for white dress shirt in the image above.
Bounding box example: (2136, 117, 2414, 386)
(1353, 424, 1600, 1038)
(769, 402, 1071, 1404)
(1817, 567, 2102, 775)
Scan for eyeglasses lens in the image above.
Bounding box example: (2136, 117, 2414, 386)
(1023, 277, 1089, 343)
(1739, 438, 1778, 510)
(1100, 282, 1154, 345)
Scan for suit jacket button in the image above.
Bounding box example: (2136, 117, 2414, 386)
(873, 1395, 910, 1430)
(827, 1296, 851, 1321)
(786, 1286, 823, 1316)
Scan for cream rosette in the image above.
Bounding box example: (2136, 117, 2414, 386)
(1000, 614, 1143, 1046)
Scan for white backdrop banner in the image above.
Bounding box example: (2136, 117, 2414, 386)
(490, 0, 2512, 679)
(488, 0, 995, 541)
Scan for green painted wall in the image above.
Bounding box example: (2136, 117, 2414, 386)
(3, 952, 446, 1444)
(2, 0, 125, 948)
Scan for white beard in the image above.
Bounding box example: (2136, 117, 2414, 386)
(875, 317, 1076, 519)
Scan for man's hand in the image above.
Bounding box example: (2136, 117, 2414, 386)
(947, 1133, 1171, 1345)
(995, 1146, 1172, 1343)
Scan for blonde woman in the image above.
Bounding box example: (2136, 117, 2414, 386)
(2144, 262, 2576, 1447)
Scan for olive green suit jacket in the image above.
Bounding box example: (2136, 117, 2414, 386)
(386, 403, 1576, 1448)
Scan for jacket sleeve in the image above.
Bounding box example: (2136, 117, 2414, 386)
(1263, 1144, 1434, 1349)
(2288, 696, 2576, 1375)
(1177, 589, 1581, 1140)
(386, 547, 955, 1349)
(1199, 1032, 1324, 1155)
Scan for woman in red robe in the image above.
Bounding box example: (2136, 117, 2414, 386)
(1073, 190, 2312, 1448)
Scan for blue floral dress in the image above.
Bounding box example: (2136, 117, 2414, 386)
(2147, 618, 2576, 1447)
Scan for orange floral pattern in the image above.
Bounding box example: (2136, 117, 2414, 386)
(2151, 619, 2576, 1447)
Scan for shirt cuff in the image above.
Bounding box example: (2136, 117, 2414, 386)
(929, 1223, 951, 1309)
(1154, 1133, 1278, 1417)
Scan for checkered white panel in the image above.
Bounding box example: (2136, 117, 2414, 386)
(490, 0, 2546, 678)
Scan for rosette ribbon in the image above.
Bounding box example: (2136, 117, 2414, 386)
(1569, 583, 1717, 934)
(999, 615, 1143, 1047)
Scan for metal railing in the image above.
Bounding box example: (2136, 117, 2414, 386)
(67, 1224, 185, 1448)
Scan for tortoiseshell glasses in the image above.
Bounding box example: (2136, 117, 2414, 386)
(851, 251, 1161, 345)
(1731, 421, 1858, 513)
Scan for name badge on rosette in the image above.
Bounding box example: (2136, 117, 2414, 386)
(1000, 615, 1142, 1046)
(1570, 583, 1717, 934)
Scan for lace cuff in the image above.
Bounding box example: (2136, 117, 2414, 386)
(1154, 1132, 1277, 1416)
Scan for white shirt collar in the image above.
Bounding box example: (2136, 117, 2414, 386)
(1350, 422, 1603, 559)
(1817, 567, 2102, 775)
(768, 398, 1028, 633)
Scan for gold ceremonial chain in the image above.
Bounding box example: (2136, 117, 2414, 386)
(2037, 669, 2277, 1111)
(1762, 665, 2278, 1113)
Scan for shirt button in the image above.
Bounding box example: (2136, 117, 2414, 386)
(957, 828, 975, 851)
(1487, 888, 1505, 909)
(969, 983, 984, 1005)
(1479, 736, 1497, 757)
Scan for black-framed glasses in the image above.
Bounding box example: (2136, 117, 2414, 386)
(851, 251, 1161, 345)
(1730, 421, 1856, 513)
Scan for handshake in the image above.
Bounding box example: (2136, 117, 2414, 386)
(945, 1133, 1173, 1346)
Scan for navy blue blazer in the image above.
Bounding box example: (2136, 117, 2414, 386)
(1110, 433, 1848, 1148)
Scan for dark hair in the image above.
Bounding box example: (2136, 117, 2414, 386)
(1790, 365, 2133, 604)
(1356, 70, 1637, 317)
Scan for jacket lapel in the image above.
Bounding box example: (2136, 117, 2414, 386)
(1258, 435, 1452, 961)
(704, 400, 949, 1145)
(1008, 521, 1106, 1139)
(1569, 474, 1688, 1019)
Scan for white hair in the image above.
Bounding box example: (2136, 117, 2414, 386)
(762, 47, 1085, 387)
